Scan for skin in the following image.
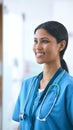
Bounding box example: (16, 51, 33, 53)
(33, 28, 66, 89)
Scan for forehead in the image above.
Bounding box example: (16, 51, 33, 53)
(34, 28, 56, 40)
(34, 28, 49, 36)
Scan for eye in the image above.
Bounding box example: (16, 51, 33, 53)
(34, 39, 38, 44)
(42, 39, 50, 44)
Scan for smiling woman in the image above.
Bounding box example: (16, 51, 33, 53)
(12, 21, 73, 130)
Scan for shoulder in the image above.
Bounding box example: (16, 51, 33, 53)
(59, 71, 73, 95)
(62, 71, 73, 95)
(62, 71, 73, 85)
(20, 73, 41, 92)
(22, 74, 38, 86)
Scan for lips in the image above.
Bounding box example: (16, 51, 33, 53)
(35, 52, 45, 58)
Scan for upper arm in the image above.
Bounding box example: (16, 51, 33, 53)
(66, 84, 73, 125)
(12, 93, 20, 122)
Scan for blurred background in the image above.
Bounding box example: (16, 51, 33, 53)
(0, 0, 73, 130)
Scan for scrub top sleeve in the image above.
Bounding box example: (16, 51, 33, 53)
(12, 94, 20, 122)
(12, 81, 24, 122)
(66, 84, 73, 125)
(12, 76, 37, 122)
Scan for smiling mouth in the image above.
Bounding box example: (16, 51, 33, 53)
(35, 52, 45, 57)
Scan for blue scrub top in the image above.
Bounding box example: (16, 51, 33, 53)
(12, 68, 73, 130)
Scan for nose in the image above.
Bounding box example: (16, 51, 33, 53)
(36, 42, 43, 50)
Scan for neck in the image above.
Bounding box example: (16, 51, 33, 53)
(43, 63, 61, 80)
(40, 63, 61, 89)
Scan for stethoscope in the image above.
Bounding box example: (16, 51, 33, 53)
(19, 70, 65, 122)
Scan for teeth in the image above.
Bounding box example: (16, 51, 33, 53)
(36, 52, 44, 57)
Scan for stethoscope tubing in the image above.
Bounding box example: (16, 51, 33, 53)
(19, 70, 65, 121)
(36, 83, 60, 121)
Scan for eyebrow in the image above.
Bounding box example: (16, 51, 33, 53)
(34, 37, 49, 40)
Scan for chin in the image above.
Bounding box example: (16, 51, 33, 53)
(36, 60, 44, 64)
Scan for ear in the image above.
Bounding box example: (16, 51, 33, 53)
(58, 40, 66, 52)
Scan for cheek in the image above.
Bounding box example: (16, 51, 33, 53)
(52, 48, 60, 58)
(46, 46, 59, 56)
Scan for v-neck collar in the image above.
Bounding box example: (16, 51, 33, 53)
(39, 67, 63, 87)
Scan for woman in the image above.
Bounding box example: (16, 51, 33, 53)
(12, 21, 73, 130)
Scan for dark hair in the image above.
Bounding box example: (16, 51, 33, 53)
(34, 21, 69, 72)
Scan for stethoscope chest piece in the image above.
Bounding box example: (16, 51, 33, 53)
(19, 113, 26, 120)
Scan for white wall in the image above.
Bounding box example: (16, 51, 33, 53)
(3, 12, 24, 130)
(53, 1, 73, 75)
